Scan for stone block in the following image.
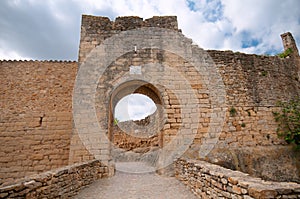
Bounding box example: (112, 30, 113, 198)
(248, 187, 278, 198)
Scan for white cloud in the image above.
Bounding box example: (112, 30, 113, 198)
(0, 48, 30, 60)
(221, 0, 300, 54)
(114, 94, 157, 122)
(107, 0, 299, 55)
(0, 0, 299, 60)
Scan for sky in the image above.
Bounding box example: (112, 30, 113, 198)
(1, 0, 299, 120)
(114, 94, 157, 122)
(0, 0, 299, 61)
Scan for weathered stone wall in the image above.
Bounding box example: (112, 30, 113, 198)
(113, 113, 161, 151)
(111, 112, 162, 163)
(70, 15, 180, 165)
(208, 50, 300, 106)
(79, 15, 179, 63)
(68, 129, 95, 165)
(281, 32, 299, 56)
(175, 158, 300, 199)
(0, 60, 77, 184)
(0, 159, 110, 198)
(88, 47, 210, 170)
(200, 51, 300, 182)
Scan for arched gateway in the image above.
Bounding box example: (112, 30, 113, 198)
(70, 15, 226, 174)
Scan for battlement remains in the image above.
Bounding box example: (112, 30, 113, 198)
(81, 15, 178, 31)
(79, 15, 179, 63)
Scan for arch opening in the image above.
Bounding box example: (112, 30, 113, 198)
(108, 80, 165, 163)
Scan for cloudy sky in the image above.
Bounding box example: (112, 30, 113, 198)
(114, 94, 157, 121)
(0, 0, 299, 61)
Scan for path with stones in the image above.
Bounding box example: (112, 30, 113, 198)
(75, 162, 198, 199)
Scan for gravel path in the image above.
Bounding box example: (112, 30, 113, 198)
(74, 162, 198, 199)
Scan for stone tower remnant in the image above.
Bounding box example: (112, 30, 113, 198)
(281, 32, 299, 56)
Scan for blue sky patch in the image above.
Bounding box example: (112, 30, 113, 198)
(186, 0, 224, 22)
(186, 0, 197, 11)
(242, 38, 260, 48)
(240, 30, 261, 49)
(203, 0, 223, 22)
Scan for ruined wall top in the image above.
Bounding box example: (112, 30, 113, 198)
(81, 15, 179, 32)
(78, 15, 179, 63)
(281, 32, 299, 56)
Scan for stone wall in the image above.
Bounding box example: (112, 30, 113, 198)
(71, 15, 180, 164)
(113, 111, 161, 151)
(79, 15, 179, 63)
(0, 159, 111, 198)
(111, 112, 162, 163)
(0, 60, 77, 184)
(208, 50, 300, 106)
(198, 51, 300, 182)
(88, 47, 211, 170)
(113, 124, 159, 152)
(175, 158, 300, 199)
(281, 32, 299, 56)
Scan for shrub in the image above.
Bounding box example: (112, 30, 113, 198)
(278, 48, 293, 58)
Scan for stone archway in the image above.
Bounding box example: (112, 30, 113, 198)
(72, 27, 226, 175)
(108, 80, 165, 165)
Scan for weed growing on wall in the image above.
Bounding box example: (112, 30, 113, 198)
(273, 98, 300, 150)
(229, 107, 237, 117)
(278, 48, 293, 58)
(114, 118, 119, 125)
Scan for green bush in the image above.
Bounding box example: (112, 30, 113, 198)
(273, 98, 300, 150)
(278, 48, 293, 58)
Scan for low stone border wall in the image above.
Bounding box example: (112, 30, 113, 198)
(175, 158, 300, 199)
(0, 159, 113, 198)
